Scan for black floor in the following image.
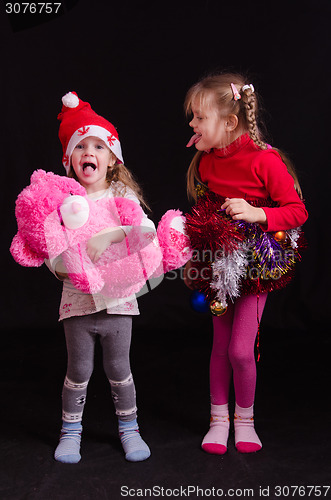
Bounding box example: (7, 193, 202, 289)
(1, 314, 330, 500)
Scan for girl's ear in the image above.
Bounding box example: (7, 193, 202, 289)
(225, 114, 239, 132)
(109, 152, 117, 167)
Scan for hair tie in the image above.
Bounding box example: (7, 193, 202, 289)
(230, 83, 241, 101)
(242, 84, 255, 93)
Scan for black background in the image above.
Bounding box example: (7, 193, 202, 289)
(1, 0, 330, 498)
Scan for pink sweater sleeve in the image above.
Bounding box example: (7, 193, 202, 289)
(255, 151, 308, 232)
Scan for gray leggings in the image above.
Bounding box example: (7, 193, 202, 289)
(61, 311, 137, 423)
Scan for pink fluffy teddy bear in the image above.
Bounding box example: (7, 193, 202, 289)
(10, 169, 191, 298)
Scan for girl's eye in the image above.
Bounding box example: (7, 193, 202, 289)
(96, 145, 104, 149)
(76, 144, 84, 149)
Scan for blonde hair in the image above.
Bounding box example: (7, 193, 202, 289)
(185, 72, 302, 201)
(68, 156, 150, 211)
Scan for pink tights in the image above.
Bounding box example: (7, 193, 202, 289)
(210, 293, 267, 408)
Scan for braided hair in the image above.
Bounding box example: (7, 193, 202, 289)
(185, 72, 302, 200)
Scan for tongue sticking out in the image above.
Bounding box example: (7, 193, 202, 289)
(83, 163, 96, 175)
(186, 133, 201, 148)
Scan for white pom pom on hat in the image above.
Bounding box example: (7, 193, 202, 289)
(62, 92, 80, 109)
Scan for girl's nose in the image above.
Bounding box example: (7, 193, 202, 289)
(189, 118, 195, 128)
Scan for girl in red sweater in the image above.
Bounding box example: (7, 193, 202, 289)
(184, 73, 308, 454)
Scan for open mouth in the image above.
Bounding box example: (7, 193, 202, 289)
(186, 133, 202, 148)
(82, 162, 97, 172)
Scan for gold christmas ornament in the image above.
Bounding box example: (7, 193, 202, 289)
(210, 300, 227, 316)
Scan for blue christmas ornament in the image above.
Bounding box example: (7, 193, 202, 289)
(190, 290, 210, 313)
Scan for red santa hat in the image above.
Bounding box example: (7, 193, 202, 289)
(58, 91, 124, 173)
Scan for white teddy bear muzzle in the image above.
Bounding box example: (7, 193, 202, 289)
(60, 195, 90, 230)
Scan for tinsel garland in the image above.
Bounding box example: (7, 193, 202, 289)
(211, 242, 250, 307)
(185, 190, 306, 305)
(186, 196, 245, 255)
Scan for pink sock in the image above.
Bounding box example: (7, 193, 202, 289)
(201, 403, 229, 455)
(234, 403, 262, 453)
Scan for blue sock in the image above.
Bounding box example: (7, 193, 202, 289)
(54, 421, 82, 464)
(118, 419, 151, 462)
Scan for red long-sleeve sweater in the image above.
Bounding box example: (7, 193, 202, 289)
(198, 134, 308, 232)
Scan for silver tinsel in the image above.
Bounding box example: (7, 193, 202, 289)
(287, 227, 301, 249)
(210, 242, 250, 307)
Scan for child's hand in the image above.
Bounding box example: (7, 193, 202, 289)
(221, 198, 267, 225)
(86, 227, 126, 263)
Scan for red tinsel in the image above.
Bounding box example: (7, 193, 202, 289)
(185, 199, 245, 255)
